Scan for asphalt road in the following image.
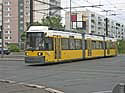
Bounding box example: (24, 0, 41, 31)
(0, 55, 125, 93)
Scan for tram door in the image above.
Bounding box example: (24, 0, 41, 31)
(87, 39, 92, 57)
(107, 41, 110, 55)
(54, 36, 61, 60)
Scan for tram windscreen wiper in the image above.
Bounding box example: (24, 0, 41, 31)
(26, 47, 36, 51)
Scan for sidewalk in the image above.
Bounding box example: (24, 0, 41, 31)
(0, 52, 24, 61)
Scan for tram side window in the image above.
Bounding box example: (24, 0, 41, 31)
(85, 40, 87, 49)
(69, 38, 75, 50)
(96, 41, 99, 49)
(110, 42, 116, 49)
(92, 41, 96, 49)
(112, 42, 116, 49)
(75, 39, 82, 50)
(109, 41, 113, 49)
(99, 41, 103, 49)
(44, 38, 53, 50)
(61, 38, 69, 50)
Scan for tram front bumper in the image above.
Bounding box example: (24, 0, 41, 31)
(25, 56, 45, 64)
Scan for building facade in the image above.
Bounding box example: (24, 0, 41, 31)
(24, 0, 30, 31)
(23, 0, 61, 31)
(33, 0, 61, 22)
(0, 0, 2, 47)
(65, 10, 125, 40)
(2, 0, 24, 47)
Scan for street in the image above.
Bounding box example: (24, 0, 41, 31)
(0, 55, 125, 93)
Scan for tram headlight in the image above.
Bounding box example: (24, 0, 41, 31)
(37, 52, 43, 56)
(25, 52, 29, 56)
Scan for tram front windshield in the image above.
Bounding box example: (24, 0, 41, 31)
(26, 32, 45, 51)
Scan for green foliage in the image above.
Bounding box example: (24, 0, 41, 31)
(26, 16, 64, 29)
(21, 32, 26, 42)
(8, 44, 20, 52)
(117, 40, 125, 54)
(41, 16, 63, 29)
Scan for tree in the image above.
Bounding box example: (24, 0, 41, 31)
(41, 16, 64, 29)
(26, 16, 64, 30)
(8, 44, 20, 52)
(117, 40, 125, 54)
(21, 32, 26, 42)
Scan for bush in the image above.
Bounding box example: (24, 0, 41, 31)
(117, 40, 125, 54)
(8, 44, 20, 52)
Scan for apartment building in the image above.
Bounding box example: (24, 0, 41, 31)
(0, 0, 2, 47)
(24, 0, 30, 31)
(65, 10, 125, 40)
(2, 0, 24, 47)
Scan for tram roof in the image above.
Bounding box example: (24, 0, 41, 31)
(27, 26, 117, 41)
(27, 26, 82, 39)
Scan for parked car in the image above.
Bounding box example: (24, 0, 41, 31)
(0, 48, 11, 55)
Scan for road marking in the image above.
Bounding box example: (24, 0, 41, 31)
(19, 83, 45, 89)
(0, 79, 16, 83)
(45, 88, 64, 93)
(92, 90, 112, 93)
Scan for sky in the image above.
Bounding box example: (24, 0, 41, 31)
(61, 0, 125, 24)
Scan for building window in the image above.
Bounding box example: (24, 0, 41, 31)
(26, 1, 30, 4)
(20, 15, 23, 18)
(5, 31, 9, 34)
(5, 30, 11, 34)
(4, 1, 11, 6)
(5, 37, 9, 40)
(20, 9, 23, 12)
(20, 3, 23, 6)
(20, 27, 23, 30)
(5, 36, 11, 40)
(5, 19, 10, 23)
(20, 21, 24, 24)
(4, 13, 11, 17)
(7, 25, 10, 29)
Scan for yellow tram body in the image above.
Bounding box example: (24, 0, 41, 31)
(25, 26, 117, 65)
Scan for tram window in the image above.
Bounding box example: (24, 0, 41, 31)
(99, 41, 103, 49)
(112, 42, 116, 49)
(109, 41, 112, 49)
(61, 38, 69, 50)
(69, 38, 75, 50)
(44, 38, 53, 50)
(92, 41, 96, 49)
(105, 42, 108, 49)
(101, 41, 104, 49)
(85, 40, 87, 49)
(96, 41, 99, 49)
(75, 39, 82, 50)
(110, 42, 115, 49)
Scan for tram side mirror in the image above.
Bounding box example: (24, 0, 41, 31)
(112, 83, 125, 93)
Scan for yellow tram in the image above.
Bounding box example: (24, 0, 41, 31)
(25, 26, 117, 65)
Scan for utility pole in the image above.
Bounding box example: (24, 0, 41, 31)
(70, 0, 72, 30)
(105, 17, 108, 37)
(30, 0, 33, 25)
(102, 10, 112, 37)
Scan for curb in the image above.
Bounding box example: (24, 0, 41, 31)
(0, 79, 64, 93)
(0, 58, 24, 61)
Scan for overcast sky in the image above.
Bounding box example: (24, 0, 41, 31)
(61, 0, 125, 24)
